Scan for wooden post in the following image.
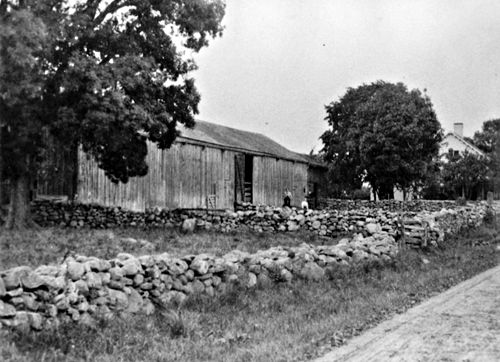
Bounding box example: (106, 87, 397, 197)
(423, 222, 429, 248)
(398, 210, 405, 250)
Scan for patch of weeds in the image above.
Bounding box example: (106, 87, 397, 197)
(483, 208, 495, 226)
(266, 263, 289, 283)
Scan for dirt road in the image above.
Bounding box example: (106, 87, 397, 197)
(313, 264, 500, 362)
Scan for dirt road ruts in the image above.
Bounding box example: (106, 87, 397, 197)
(313, 264, 500, 362)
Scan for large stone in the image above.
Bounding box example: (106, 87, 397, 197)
(108, 288, 129, 310)
(67, 261, 85, 281)
(192, 279, 205, 294)
(85, 272, 103, 289)
(299, 262, 325, 281)
(155, 254, 188, 275)
(365, 223, 381, 235)
(138, 255, 155, 268)
(116, 252, 136, 261)
(280, 269, 293, 283)
(1, 266, 27, 290)
(190, 258, 210, 275)
(35, 265, 60, 277)
(295, 214, 306, 224)
(14, 267, 45, 289)
(75, 280, 90, 296)
(167, 258, 189, 275)
(109, 267, 124, 280)
(246, 272, 257, 288)
(126, 288, 143, 313)
(120, 258, 142, 276)
(0, 300, 16, 317)
(181, 218, 196, 233)
(27, 312, 43, 330)
(84, 258, 111, 272)
(21, 294, 39, 311)
(0, 277, 5, 297)
(223, 249, 251, 263)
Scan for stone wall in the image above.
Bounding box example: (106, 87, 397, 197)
(0, 228, 397, 331)
(316, 198, 461, 212)
(0, 199, 490, 331)
(31, 199, 487, 248)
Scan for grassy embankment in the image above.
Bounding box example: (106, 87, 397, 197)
(0, 220, 499, 362)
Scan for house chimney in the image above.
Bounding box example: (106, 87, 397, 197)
(454, 123, 463, 137)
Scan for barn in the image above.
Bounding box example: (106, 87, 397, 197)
(30, 121, 327, 211)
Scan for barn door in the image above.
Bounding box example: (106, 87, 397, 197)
(235, 154, 245, 204)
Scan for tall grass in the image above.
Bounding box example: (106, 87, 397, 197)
(1, 223, 499, 362)
(0, 227, 330, 271)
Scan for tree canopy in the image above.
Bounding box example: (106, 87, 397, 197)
(320, 81, 443, 198)
(0, 0, 225, 228)
(473, 118, 500, 154)
(472, 118, 500, 195)
(441, 151, 489, 200)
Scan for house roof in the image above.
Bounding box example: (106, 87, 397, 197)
(178, 120, 326, 167)
(441, 132, 485, 157)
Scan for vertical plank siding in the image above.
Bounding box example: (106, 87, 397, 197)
(77, 142, 240, 211)
(307, 166, 328, 198)
(36, 141, 78, 198)
(252, 156, 308, 207)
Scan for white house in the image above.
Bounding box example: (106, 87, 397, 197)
(440, 123, 485, 158)
(392, 123, 485, 201)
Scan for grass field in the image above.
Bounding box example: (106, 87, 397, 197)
(1, 223, 499, 362)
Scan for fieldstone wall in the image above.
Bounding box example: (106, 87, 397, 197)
(315, 198, 459, 212)
(31, 199, 488, 248)
(0, 228, 397, 331)
(0, 199, 490, 331)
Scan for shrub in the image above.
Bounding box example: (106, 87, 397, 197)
(352, 187, 371, 200)
(483, 208, 496, 226)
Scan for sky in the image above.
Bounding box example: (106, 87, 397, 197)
(190, 0, 500, 154)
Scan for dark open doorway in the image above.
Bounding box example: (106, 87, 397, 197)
(235, 154, 253, 204)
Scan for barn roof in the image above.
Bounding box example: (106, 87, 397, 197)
(178, 120, 325, 167)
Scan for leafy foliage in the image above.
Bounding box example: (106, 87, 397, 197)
(0, 0, 225, 228)
(473, 119, 500, 154)
(442, 151, 490, 200)
(0, 0, 225, 184)
(473, 119, 500, 195)
(320, 81, 443, 198)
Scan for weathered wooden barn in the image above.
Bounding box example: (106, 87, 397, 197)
(17, 121, 327, 211)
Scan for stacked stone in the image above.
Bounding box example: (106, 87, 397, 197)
(0, 227, 398, 331)
(317, 199, 464, 212)
(31, 199, 489, 250)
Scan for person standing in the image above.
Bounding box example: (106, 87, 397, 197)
(283, 188, 292, 207)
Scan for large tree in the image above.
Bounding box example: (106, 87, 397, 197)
(320, 81, 443, 199)
(472, 118, 500, 194)
(0, 0, 225, 229)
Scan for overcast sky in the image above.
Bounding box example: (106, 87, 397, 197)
(191, 0, 500, 154)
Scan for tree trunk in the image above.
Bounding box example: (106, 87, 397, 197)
(3, 175, 37, 230)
